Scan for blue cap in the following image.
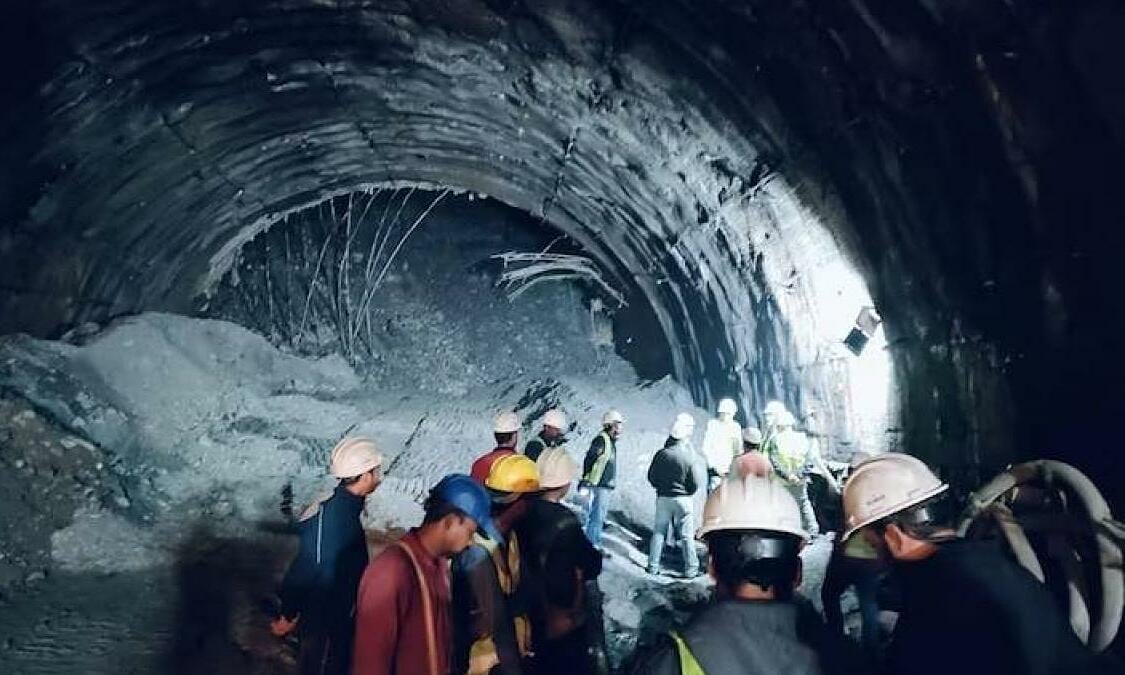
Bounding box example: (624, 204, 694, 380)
(430, 474, 499, 541)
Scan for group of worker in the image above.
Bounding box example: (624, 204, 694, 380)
(271, 402, 1120, 675)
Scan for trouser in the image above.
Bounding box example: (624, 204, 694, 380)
(583, 487, 612, 546)
(647, 495, 698, 576)
(784, 480, 820, 535)
(297, 624, 351, 675)
(821, 553, 882, 660)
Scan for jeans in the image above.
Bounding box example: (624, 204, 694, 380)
(822, 553, 882, 661)
(784, 480, 819, 535)
(583, 486, 612, 546)
(647, 495, 698, 576)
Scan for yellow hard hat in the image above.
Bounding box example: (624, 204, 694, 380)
(485, 454, 541, 494)
(842, 453, 948, 540)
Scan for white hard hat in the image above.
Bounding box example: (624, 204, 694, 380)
(698, 474, 808, 541)
(536, 447, 578, 489)
(842, 453, 948, 541)
(674, 412, 695, 427)
(494, 411, 521, 434)
(329, 437, 384, 479)
(742, 427, 763, 445)
(670, 417, 694, 440)
(762, 400, 788, 416)
(542, 409, 567, 430)
(717, 398, 738, 415)
(602, 409, 625, 425)
(776, 410, 796, 427)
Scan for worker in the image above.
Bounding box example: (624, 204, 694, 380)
(352, 474, 494, 675)
(633, 473, 847, 674)
(578, 409, 623, 548)
(452, 454, 541, 675)
(701, 398, 742, 490)
(728, 427, 771, 479)
(646, 414, 701, 577)
(842, 453, 1117, 675)
(518, 447, 604, 675)
(471, 411, 522, 483)
(760, 400, 788, 442)
(762, 410, 838, 535)
(523, 409, 567, 462)
(821, 452, 882, 664)
(271, 437, 383, 675)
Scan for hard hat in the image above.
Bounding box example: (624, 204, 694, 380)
(763, 400, 788, 416)
(776, 411, 796, 427)
(742, 427, 763, 445)
(329, 437, 384, 479)
(698, 474, 808, 541)
(485, 454, 541, 494)
(542, 409, 567, 430)
(493, 411, 521, 434)
(842, 453, 949, 541)
(430, 473, 496, 536)
(670, 418, 694, 440)
(674, 412, 695, 427)
(717, 398, 738, 415)
(536, 447, 577, 489)
(602, 409, 625, 425)
(470, 449, 515, 484)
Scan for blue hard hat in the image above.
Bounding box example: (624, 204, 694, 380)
(430, 474, 499, 540)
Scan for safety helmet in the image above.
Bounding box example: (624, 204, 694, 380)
(762, 400, 788, 417)
(429, 473, 496, 537)
(485, 454, 541, 494)
(542, 409, 567, 430)
(329, 437, 384, 479)
(699, 474, 808, 541)
(536, 447, 578, 489)
(602, 409, 625, 425)
(670, 414, 695, 440)
(776, 411, 797, 428)
(742, 427, 763, 445)
(842, 453, 949, 541)
(717, 398, 738, 415)
(493, 411, 521, 434)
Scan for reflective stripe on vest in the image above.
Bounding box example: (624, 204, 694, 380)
(584, 432, 613, 485)
(668, 631, 706, 675)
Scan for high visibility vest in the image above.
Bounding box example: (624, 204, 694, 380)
(466, 531, 532, 675)
(583, 432, 614, 485)
(669, 631, 706, 675)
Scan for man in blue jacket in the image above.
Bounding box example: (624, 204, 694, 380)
(271, 437, 383, 675)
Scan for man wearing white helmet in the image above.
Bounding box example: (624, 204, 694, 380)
(271, 437, 383, 675)
(470, 411, 522, 484)
(523, 409, 568, 462)
(842, 453, 1114, 675)
(634, 474, 847, 674)
(702, 398, 743, 491)
(579, 409, 623, 547)
(762, 410, 838, 536)
(646, 413, 701, 577)
(518, 448, 604, 674)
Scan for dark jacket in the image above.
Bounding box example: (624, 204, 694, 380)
(886, 539, 1114, 675)
(581, 431, 617, 489)
(278, 486, 368, 640)
(647, 438, 699, 498)
(451, 534, 529, 675)
(516, 499, 603, 641)
(523, 431, 566, 462)
(634, 596, 847, 675)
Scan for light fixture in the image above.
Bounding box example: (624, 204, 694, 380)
(843, 306, 882, 356)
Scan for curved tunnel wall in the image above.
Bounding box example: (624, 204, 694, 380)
(2, 0, 1124, 502)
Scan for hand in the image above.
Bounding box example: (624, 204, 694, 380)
(270, 615, 299, 637)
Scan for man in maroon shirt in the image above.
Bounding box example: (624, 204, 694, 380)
(470, 411, 522, 483)
(352, 474, 494, 675)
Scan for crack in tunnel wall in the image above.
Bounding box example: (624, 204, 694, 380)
(2, 0, 1125, 505)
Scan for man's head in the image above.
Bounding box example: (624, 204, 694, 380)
(536, 447, 577, 501)
(699, 474, 808, 599)
(493, 411, 521, 448)
(842, 453, 954, 562)
(669, 412, 695, 441)
(485, 454, 541, 532)
(602, 409, 624, 438)
(330, 437, 384, 497)
(717, 398, 738, 423)
(742, 426, 763, 452)
(541, 409, 567, 440)
(762, 400, 788, 429)
(423, 474, 495, 555)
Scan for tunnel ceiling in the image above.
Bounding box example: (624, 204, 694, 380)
(2, 0, 1125, 488)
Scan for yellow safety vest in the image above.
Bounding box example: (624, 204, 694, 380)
(467, 531, 532, 675)
(583, 432, 614, 485)
(669, 631, 706, 675)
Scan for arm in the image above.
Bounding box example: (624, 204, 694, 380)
(351, 552, 407, 675)
(461, 552, 523, 675)
(683, 453, 699, 495)
(807, 440, 840, 492)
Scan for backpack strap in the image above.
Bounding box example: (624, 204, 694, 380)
(395, 541, 440, 675)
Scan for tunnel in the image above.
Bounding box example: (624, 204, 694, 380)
(1, 0, 1123, 672)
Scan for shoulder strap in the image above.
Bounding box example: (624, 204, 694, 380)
(395, 541, 440, 675)
(668, 631, 707, 675)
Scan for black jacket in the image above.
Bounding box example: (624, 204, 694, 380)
(634, 596, 850, 675)
(278, 486, 368, 637)
(581, 432, 617, 489)
(886, 539, 1115, 675)
(523, 431, 566, 462)
(647, 438, 699, 498)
